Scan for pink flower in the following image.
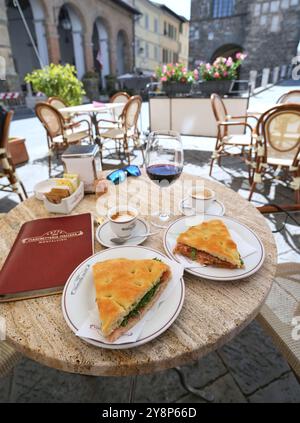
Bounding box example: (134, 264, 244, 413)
(206, 63, 211, 70)
(214, 72, 220, 79)
(226, 57, 233, 67)
(162, 65, 167, 73)
(223, 71, 228, 77)
(182, 67, 187, 73)
(161, 76, 167, 82)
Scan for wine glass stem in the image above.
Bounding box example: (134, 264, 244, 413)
(159, 187, 170, 221)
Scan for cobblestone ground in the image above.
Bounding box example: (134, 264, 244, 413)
(0, 81, 299, 402)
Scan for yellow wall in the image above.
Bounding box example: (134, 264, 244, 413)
(134, 0, 189, 71)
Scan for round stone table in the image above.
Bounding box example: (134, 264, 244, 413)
(0, 172, 277, 379)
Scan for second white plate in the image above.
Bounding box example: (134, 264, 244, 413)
(163, 214, 265, 281)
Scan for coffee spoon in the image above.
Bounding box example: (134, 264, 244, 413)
(110, 231, 159, 244)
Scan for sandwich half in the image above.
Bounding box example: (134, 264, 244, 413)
(92, 258, 171, 342)
(174, 219, 244, 269)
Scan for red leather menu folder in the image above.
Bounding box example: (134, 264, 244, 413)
(0, 213, 94, 302)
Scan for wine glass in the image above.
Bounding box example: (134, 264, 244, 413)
(145, 130, 184, 228)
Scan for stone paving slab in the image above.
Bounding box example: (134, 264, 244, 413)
(248, 373, 300, 403)
(175, 373, 247, 403)
(218, 321, 291, 396)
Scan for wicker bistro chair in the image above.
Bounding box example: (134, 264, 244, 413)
(98, 92, 130, 131)
(98, 95, 143, 165)
(209, 93, 257, 176)
(48, 96, 80, 130)
(248, 104, 300, 203)
(277, 90, 300, 104)
(35, 102, 93, 176)
(257, 262, 300, 380)
(0, 110, 27, 201)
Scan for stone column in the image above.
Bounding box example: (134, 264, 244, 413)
(45, 22, 61, 64)
(72, 30, 86, 79)
(84, 31, 94, 73)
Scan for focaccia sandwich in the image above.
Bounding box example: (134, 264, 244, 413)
(92, 258, 171, 342)
(174, 219, 244, 269)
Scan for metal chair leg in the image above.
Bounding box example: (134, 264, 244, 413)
(173, 367, 214, 402)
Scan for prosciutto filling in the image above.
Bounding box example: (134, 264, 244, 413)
(174, 243, 241, 269)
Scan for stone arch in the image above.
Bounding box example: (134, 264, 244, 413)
(92, 17, 111, 87)
(211, 43, 244, 62)
(5, 0, 49, 85)
(58, 3, 86, 78)
(116, 29, 130, 75)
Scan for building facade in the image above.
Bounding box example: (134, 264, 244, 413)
(0, 0, 138, 92)
(189, 0, 300, 75)
(133, 0, 189, 72)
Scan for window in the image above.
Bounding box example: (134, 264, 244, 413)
(145, 14, 149, 29)
(179, 23, 183, 34)
(154, 46, 159, 60)
(162, 48, 168, 63)
(164, 22, 167, 35)
(213, 0, 235, 18)
(145, 43, 149, 58)
(154, 18, 159, 33)
(173, 52, 178, 63)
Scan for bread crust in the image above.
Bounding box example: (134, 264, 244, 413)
(92, 259, 171, 338)
(175, 219, 242, 268)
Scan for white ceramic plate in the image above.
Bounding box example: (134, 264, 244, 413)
(96, 218, 149, 248)
(163, 214, 265, 281)
(34, 179, 58, 200)
(179, 198, 225, 216)
(62, 246, 185, 349)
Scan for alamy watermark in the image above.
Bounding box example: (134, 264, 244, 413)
(0, 316, 6, 341)
(292, 55, 300, 80)
(291, 316, 300, 341)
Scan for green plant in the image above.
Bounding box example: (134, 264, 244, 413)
(155, 63, 198, 84)
(25, 63, 86, 106)
(198, 52, 247, 81)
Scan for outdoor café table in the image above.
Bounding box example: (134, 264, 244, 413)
(60, 102, 124, 139)
(0, 172, 277, 401)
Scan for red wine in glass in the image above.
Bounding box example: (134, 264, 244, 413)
(146, 164, 183, 186)
(145, 131, 184, 227)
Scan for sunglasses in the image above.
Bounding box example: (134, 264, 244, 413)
(106, 165, 141, 185)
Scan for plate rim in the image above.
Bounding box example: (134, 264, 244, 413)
(179, 198, 225, 217)
(96, 217, 149, 248)
(61, 245, 185, 349)
(163, 214, 265, 281)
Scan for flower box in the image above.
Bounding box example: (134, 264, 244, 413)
(162, 81, 192, 96)
(198, 80, 233, 96)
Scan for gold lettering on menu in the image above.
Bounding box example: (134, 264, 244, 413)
(22, 229, 84, 245)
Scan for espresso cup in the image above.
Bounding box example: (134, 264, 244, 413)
(188, 187, 216, 212)
(108, 206, 138, 239)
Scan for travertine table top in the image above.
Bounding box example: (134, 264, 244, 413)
(0, 172, 277, 376)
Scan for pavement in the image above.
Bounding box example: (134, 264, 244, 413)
(0, 81, 299, 403)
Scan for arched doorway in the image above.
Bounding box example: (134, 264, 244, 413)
(211, 44, 243, 62)
(116, 30, 129, 75)
(58, 4, 85, 79)
(92, 18, 110, 88)
(6, 0, 49, 87)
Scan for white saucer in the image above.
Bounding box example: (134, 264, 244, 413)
(179, 198, 225, 216)
(96, 217, 150, 248)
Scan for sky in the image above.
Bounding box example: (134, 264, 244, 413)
(154, 0, 191, 19)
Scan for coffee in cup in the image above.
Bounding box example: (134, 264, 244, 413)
(108, 206, 138, 238)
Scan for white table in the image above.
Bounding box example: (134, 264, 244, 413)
(60, 103, 124, 139)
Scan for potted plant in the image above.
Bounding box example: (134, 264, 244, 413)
(25, 63, 86, 106)
(82, 71, 100, 101)
(198, 52, 247, 96)
(155, 63, 198, 96)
